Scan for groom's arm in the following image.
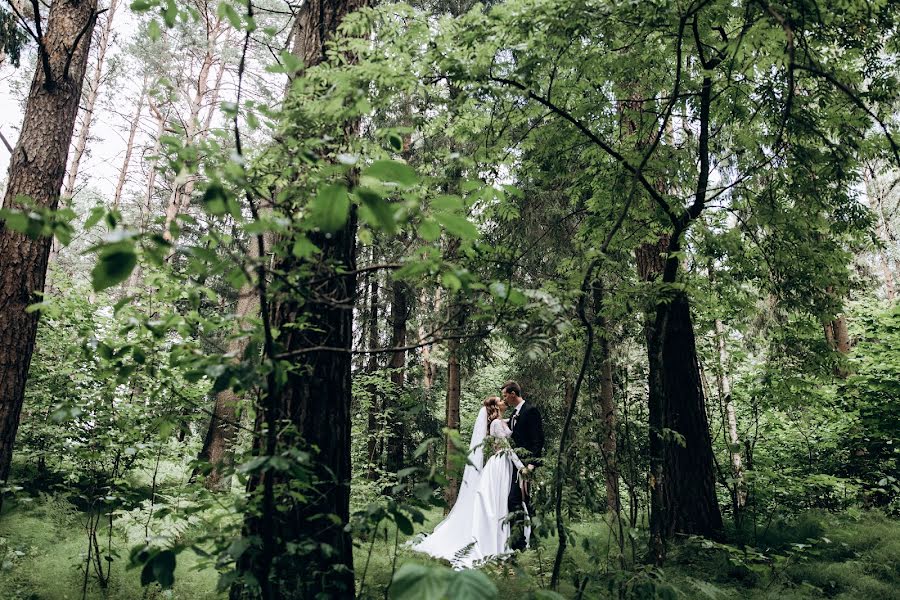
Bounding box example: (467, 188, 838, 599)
(535, 407, 545, 459)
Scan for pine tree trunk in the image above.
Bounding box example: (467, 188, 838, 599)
(0, 0, 99, 484)
(366, 262, 380, 481)
(386, 279, 409, 474)
(419, 289, 435, 392)
(864, 168, 897, 300)
(162, 18, 224, 244)
(232, 1, 366, 597)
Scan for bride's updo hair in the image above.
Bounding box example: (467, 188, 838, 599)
(483, 395, 503, 433)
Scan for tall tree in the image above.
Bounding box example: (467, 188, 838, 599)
(0, 0, 99, 484)
(233, 0, 367, 597)
(386, 278, 409, 473)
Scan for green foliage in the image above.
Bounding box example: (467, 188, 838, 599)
(843, 301, 900, 510)
(390, 563, 497, 600)
(0, 6, 27, 68)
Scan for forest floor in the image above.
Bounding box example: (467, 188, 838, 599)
(1, 491, 898, 599)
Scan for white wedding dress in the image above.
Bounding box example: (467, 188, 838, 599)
(411, 407, 525, 568)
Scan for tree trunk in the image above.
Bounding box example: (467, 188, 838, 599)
(714, 317, 745, 509)
(142, 101, 167, 231)
(595, 282, 619, 515)
(62, 0, 118, 199)
(162, 18, 224, 244)
(0, 0, 98, 484)
(419, 289, 436, 392)
(194, 284, 256, 491)
(386, 279, 409, 474)
(443, 329, 461, 511)
(637, 235, 723, 562)
(113, 74, 147, 211)
(232, 1, 366, 597)
(864, 167, 896, 300)
(365, 263, 380, 481)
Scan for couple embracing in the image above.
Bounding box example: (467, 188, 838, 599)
(413, 381, 545, 568)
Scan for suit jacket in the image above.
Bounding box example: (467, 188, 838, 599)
(510, 402, 544, 466)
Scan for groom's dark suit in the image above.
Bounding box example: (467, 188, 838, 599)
(508, 401, 544, 551)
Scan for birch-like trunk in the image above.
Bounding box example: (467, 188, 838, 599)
(112, 74, 148, 211)
(162, 20, 226, 244)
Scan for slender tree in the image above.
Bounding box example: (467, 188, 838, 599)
(386, 278, 409, 473)
(113, 74, 148, 211)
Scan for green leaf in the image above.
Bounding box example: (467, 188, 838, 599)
(91, 248, 137, 291)
(357, 188, 397, 234)
(394, 513, 414, 535)
(217, 1, 242, 29)
(292, 236, 319, 259)
(441, 271, 462, 292)
(431, 194, 463, 213)
(0, 209, 29, 234)
(147, 18, 161, 40)
(202, 183, 229, 216)
(130, 0, 153, 10)
(151, 550, 176, 589)
(363, 160, 417, 188)
(309, 184, 350, 233)
(446, 569, 498, 600)
(435, 213, 478, 240)
(417, 218, 440, 242)
(389, 563, 449, 600)
(84, 205, 106, 230)
(162, 0, 177, 27)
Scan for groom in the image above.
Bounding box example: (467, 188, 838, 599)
(501, 380, 544, 551)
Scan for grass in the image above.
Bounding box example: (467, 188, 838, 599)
(1, 489, 898, 599)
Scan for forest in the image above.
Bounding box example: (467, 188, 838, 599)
(0, 0, 898, 598)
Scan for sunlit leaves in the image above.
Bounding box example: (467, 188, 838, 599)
(362, 160, 417, 188)
(417, 218, 441, 242)
(434, 212, 478, 240)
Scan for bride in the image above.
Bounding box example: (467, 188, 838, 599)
(412, 395, 526, 568)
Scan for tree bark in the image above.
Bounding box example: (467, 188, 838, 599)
(232, 1, 366, 597)
(0, 0, 99, 484)
(194, 283, 256, 491)
(443, 328, 461, 510)
(595, 282, 619, 515)
(365, 265, 380, 481)
(386, 278, 409, 474)
(638, 235, 723, 562)
(714, 317, 745, 509)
